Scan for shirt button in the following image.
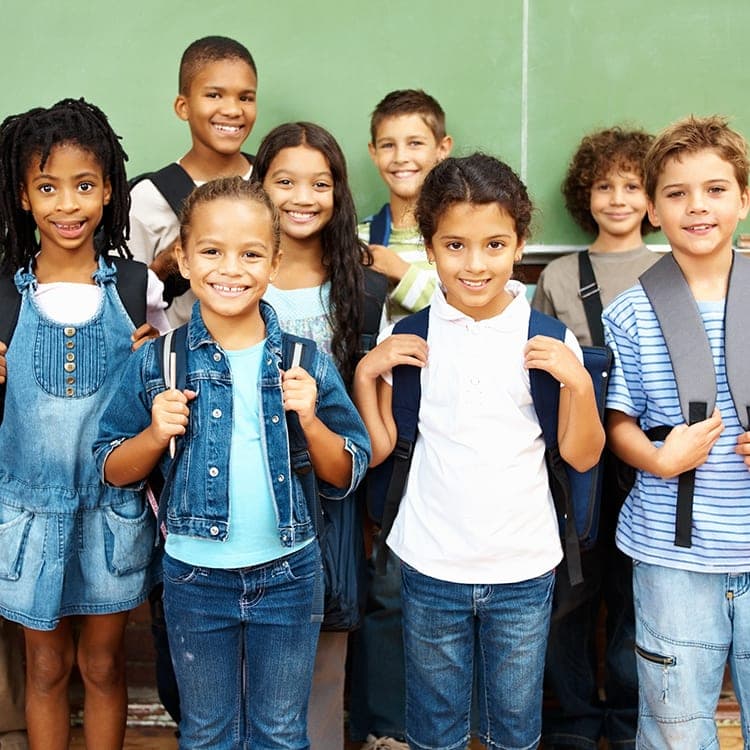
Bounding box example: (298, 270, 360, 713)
(65, 340, 74, 349)
(64, 362, 76, 373)
(277, 474, 285, 483)
(209, 526, 220, 537)
(66, 377, 75, 385)
(65, 387, 74, 397)
(208, 467, 219, 477)
(212, 408, 222, 418)
(66, 352, 75, 362)
(64, 327, 76, 337)
(213, 352, 222, 362)
(271, 415, 280, 424)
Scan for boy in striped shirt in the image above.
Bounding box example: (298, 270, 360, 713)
(358, 89, 452, 321)
(603, 115, 750, 749)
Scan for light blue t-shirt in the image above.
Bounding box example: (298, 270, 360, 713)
(604, 286, 750, 572)
(166, 340, 310, 568)
(264, 282, 333, 355)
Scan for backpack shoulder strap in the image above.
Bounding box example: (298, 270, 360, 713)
(724, 251, 750, 430)
(108, 257, 148, 328)
(377, 308, 430, 549)
(640, 253, 715, 426)
(0, 272, 21, 427)
(360, 268, 389, 355)
(578, 250, 605, 347)
(368, 203, 392, 247)
(148, 163, 196, 217)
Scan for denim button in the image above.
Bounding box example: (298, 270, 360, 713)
(65, 340, 74, 349)
(277, 474, 285, 483)
(271, 415, 280, 424)
(64, 362, 76, 372)
(213, 352, 222, 362)
(63, 327, 76, 337)
(212, 408, 222, 418)
(209, 525, 219, 536)
(66, 377, 75, 385)
(65, 387, 74, 397)
(209, 467, 219, 477)
(65, 353, 75, 362)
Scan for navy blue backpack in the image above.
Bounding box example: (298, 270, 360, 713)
(366, 306, 611, 586)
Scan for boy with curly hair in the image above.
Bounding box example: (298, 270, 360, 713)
(532, 126, 658, 750)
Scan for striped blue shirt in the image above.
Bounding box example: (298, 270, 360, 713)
(604, 284, 750, 572)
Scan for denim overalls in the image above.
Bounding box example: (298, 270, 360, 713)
(0, 258, 155, 631)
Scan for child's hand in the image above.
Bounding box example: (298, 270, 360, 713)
(655, 408, 724, 478)
(355, 334, 428, 382)
(149, 242, 181, 282)
(131, 323, 161, 352)
(368, 244, 410, 282)
(735, 430, 750, 469)
(282, 367, 318, 427)
(0, 341, 6, 384)
(524, 335, 589, 393)
(149, 388, 197, 447)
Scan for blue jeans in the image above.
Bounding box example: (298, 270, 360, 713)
(163, 543, 321, 750)
(400, 562, 554, 750)
(633, 560, 750, 749)
(544, 514, 637, 748)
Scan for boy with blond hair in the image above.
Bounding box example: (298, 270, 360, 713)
(128, 35, 257, 327)
(604, 115, 750, 748)
(358, 89, 452, 320)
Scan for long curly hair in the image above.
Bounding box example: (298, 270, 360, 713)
(0, 97, 130, 273)
(251, 122, 372, 386)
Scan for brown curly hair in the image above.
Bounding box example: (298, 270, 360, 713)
(562, 127, 656, 236)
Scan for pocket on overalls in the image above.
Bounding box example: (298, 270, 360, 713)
(34, 319, 106, 397)
(102, 498, 155, 576)
(0, 506, 33, 581)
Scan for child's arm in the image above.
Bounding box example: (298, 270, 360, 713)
(369, 247, 437, 314)
(0, 342, 6, 383)
(103, 388, 196, 486)
(353, 334, 428, 466)
(608, 408, 724, 478)
(525, 334, 605, 472)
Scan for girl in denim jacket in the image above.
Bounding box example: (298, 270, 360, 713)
(95, 178, 370, 750)
(0, 99, 167, 749)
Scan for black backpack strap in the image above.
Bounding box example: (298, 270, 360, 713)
(368, 203, 392, 247)
(360, 268, 389, 356)
(0, 273, 21, 428)
(640, 254, 714, 548)
(375, 307, 429, 573)
(108, 257, 148, 328)
(578, 250, 605, 348)
(148, 163, 196, 217)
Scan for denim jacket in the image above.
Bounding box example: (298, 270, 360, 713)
(94, 301, 371, 545)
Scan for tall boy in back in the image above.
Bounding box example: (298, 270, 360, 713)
(532, 127, 657, 750)
(604, 115, 750, 748)
(359, 89, 452, 321)
(349, 89, 450, 749)
(129, 35, 257, 327)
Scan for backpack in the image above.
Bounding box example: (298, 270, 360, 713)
(366, 304, 611, 586)
(151, 270, 389, 631)
(0, 257, 148, 426)
(367, 203, 392, 247)
(129, 155, 254, 304)
(626, 251, 750, 548)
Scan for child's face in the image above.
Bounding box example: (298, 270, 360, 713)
(368, 114, 452, 204)
(262, 146, 334, 243)
(589, 165, 647, 245)
(648, 149, 750, 262)
(426, 201, 524, 321)
(175, 59, 257, 158)
(19, 143, 111, 258)
(176, 198, 279, 330)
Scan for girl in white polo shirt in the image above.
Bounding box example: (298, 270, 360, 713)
(353, 153, 604, 750)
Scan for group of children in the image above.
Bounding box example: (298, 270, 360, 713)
(0, 32, 749, 750)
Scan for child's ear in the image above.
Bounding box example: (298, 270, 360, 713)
(103, 178, 112, 206)
(19, 184, 30, 211)
(367, 142, 377, 164)
(436, 135, 453, 162)
(174, 95, 189, 123)
(739, 186, 750, 221)
(174, 243, 190, 279)
(646, 200, 661, 228)
(269, 249, 282, 282)
(514, 239, 526, 263)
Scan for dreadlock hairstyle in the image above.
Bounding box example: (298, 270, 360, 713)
(0, 97, 130, 273)
(251, 122, 373, 388)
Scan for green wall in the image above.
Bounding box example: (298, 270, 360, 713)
(2, 0, 750, 244)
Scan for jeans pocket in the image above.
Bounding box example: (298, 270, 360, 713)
(635, 643, 676, 703)
(102, 497, 155, 576)
(163, 555, 201, 585)
(0, 506, 33, 581)
(276, 543, 319, 583)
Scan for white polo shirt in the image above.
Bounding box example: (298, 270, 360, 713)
(386, 282, 572, 584)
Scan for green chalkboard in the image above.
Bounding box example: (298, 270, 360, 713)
(2, 0, 749, 245)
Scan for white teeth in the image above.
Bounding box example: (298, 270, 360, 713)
(213, 124, 241, 133)
(288, 211, 315, 219)
(212, 284, 245, 293)
(462, 280, 486, 287)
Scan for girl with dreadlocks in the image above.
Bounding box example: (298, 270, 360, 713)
(0, 98, 166, 749)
